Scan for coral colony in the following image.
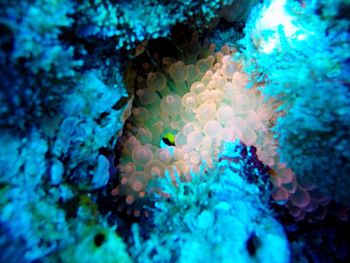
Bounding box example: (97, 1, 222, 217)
(0, 0, 349, 262)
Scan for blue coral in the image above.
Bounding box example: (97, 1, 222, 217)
(75, 0, 239, 49)
(131, 141, 289, 263)
(0, 0, 82, 130)
(240, 0, 350, 203)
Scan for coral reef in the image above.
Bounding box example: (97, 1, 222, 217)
(0, 0, 349, 262)
(75, 0, 256, 49)
(240, 0, 350, 204)
(131, 141, 289, 263)
(0, 0, 82, 130)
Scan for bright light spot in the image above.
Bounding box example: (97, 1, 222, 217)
(259, 0, 297, 36)
(255, 0, 306, 54)
(297, 33, 306, 41)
